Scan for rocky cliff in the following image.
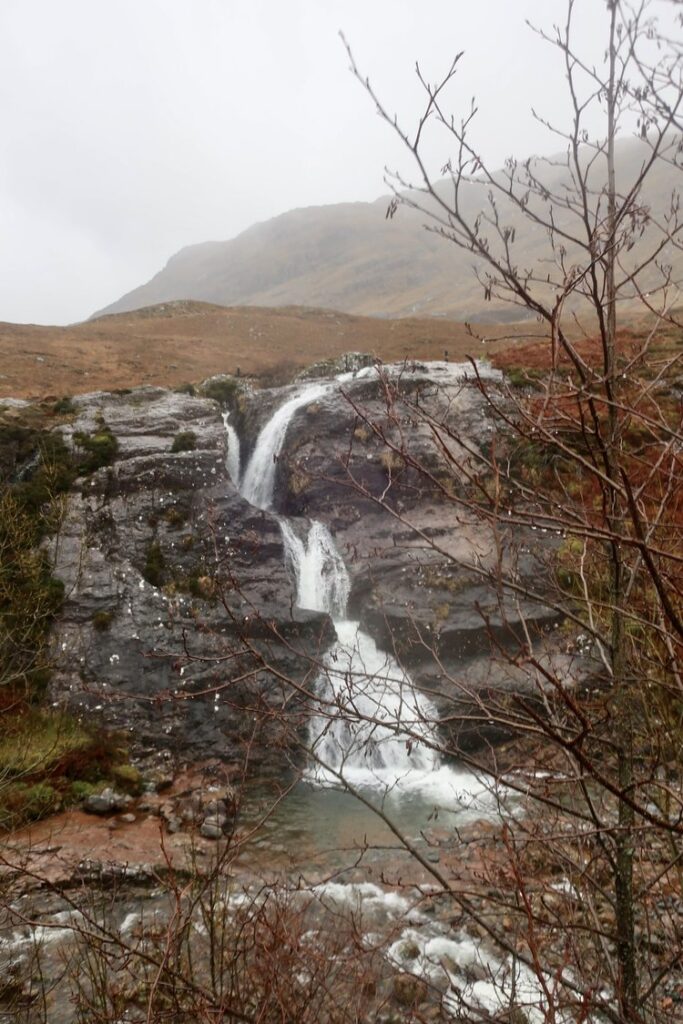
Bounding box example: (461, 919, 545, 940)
(47, 362, 580, 775)
(49, 386, 331, 779)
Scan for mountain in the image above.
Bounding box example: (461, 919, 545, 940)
(94, 137, 683, 322)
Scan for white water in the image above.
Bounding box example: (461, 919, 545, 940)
(280, 517, 490, 805)
(221, 411, 241, 484)
(239, 383, 329, 510)
(231, 374, 493, 807)
(279, 518, 350, 618)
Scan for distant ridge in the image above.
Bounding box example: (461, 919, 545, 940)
(95, 137, 683, 321)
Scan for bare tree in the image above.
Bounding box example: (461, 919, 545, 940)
(311, 2, 683, 1020)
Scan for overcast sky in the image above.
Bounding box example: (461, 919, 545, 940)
(0, 0, 674, 325)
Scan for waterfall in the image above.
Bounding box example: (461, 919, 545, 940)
(279, 519, 350, 618)
(240, 383, 329, 510)
(278, 518, 443, 789)
(230, 371, 484, 800)
(221, 411, 241, 484)
(309, 616, 442, 788)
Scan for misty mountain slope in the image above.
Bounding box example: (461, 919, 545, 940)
(95, 138, 683, 321)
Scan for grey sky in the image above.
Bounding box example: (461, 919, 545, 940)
(0, 0, 671, 325)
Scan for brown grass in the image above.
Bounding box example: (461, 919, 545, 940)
(0, 300, 540, 400)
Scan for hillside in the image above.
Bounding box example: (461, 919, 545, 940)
(0, 301, 533, 400)
(95, 137, 683, 321)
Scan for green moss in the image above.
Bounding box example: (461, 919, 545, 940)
(73, 425, 119, 474)
(143, 541, 166, 587)
(111, 763, 143, 795)
(92, 610, 114, 632)
(171, 430, 197, 453)
(68, 780, 98, 801)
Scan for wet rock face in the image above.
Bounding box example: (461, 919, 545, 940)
(270, 366, 496, 525)
(50, 387, 331, 773)
(235, 363, 581, 755)
(47, 369, 577, 766)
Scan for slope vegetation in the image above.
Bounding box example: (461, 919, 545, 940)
(0, 301, 530, 399)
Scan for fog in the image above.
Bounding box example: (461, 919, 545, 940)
(0, 0, 675, 324)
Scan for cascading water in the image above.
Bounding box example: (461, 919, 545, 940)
(278, 517, 442, 789)
(279, 518, 350, 618)
(240, 382, 329, 510)
(221, 410, 241, 484)
(228, 374, 492, 807)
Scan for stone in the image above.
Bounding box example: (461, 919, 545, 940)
(392, 973, 427, 1007)
(83, 788, 130, 815)
(200, 815, 228, 839)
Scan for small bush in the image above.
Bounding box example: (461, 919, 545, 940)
(73, 425, 119, 474)
(255, 361, 299, 388)
(2, 782, 60, 825)
(52, 396, 76, 415)
(201, 377, 241, 406)
(163, 506, 188, 529)
(288, 467, 311, 496)
(171, 430, 197, 453)
(143, 541, 165, 587)
(505, 366, 544, 390)
(379, 451, 404, 474)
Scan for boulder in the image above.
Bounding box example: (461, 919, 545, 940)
(83, 788, 131, 815)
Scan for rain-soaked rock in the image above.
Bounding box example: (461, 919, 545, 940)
(83, 788, 131, 815)
(200, 814, 230, 839)
(42, 363, 584, 773)
(47, 386, 334, 776)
